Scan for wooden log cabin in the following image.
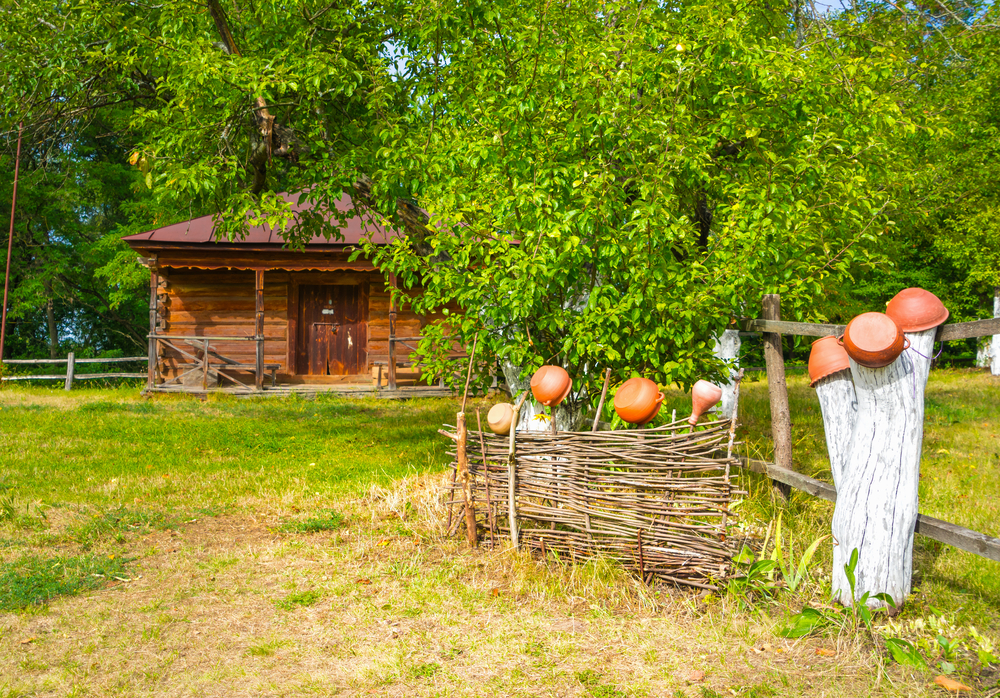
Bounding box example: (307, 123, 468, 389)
(122, 193, 453, 395)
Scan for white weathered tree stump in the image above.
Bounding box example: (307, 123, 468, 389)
(813, 369, 856, 490)
(831, 327, 936, 608)
(712, 329, 741, 420)
(993, 289, 1000, 377)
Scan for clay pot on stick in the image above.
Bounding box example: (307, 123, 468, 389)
(808, 335, 851, 387)
(530, 366, 572, 406)
(688, 380, 723, 426)
(487, 403, 515, 435)
(613, 377, 665, 425)
(885, 288, 949, 332)
(841, 312, 909, 369)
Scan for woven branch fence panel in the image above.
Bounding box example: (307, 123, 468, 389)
(447, 417, 740, 590)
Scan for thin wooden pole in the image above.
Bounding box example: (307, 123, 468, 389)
(456, 412, 478, 548)
(592, 368, 612, 431)
(146, 258, 159, 392)
(507, 390, 530, 549)
(461, 332, 479, 413)
(254, 269, 264, 391)
(202, 339, 210, 391)
(762, 294, 793, 498)
(476, 408, 496, 548)
(64, 352, 75, 391)
(388, 272, 397, 391)
(1, 122, 24, 365)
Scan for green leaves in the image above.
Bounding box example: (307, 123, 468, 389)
(885, 638, 930, 669)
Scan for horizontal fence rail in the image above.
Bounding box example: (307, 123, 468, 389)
(1, 353, 147, 390)
(741, 316, 1000, 341)
(745, 293, 1000, 566)
(734, 455, 1000, 563)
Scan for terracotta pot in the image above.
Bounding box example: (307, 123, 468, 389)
(613, 377, 665, 425)
(688, 380, 723, 426)
(885, 287, 949, 332)
(841, 312, 910, 368)
(487, 403, 515, 435)
(808, 335, 851, 387)
(530, 365, 572, 406)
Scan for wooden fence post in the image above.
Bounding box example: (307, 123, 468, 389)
(388, 272, 397, 391)
(64, 352, 75, 391)
(254, 269, 264, 391)
(831, 327, 936, 609)
(762, 294, 793, 497)
(146, 257, 159, 392)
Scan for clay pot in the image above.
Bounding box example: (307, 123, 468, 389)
(688, 380, 723, 426)
(487, 403, 515, 435)
(530, 365, 572, 406)
(613, 377, 665, 425)
(841, 312, 910, 368)
(885, 287, 949, 332)
(808, 335, 851, 387)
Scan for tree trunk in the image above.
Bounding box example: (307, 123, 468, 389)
(831, 327, 936, 609)
(813, 369, 856, 490)
(993, 288, 1000, 377)
(713, 329, 741, 420)
(44, 283, 58, 359)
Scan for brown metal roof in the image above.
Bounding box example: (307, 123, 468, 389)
(122, 192, 397, 247)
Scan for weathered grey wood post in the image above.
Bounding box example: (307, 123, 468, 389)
(813, 370, 856, 490)
(64, 352, 75, 391)
(713, 328, 741, 420)
(831, 327, 936, 608)
(762, 294, 793, 499)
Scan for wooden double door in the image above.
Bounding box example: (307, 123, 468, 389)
(296, 284, 368, 376)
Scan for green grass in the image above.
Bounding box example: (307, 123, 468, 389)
(279, 509, 345, 533)
(274, 589, 323, 610)
(0, 372, 997, 637)
(0, 553, 133, 610)
(0, 386, 456, 513)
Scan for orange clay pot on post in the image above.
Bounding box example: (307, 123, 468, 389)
(487, 403, 515, 435)
(885, 287, 949, 332)
(688, 380, 723, 426)
(530, 365, 572, 406)
(613, 377, 665, 426)
(841, 312, 910, 369)
(808, 335, 851, 387)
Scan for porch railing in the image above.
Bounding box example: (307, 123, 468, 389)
(148, 334, 278, 392)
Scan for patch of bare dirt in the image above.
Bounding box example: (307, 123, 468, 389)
(0, 484, 934, 697)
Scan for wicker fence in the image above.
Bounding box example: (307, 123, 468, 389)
(447, 417, 741, 590)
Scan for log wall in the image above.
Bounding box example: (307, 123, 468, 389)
(157, 268, 430, 380)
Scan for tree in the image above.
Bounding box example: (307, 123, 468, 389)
(0, 116, 149, 359)
(2, 0, 935, 405)
(358, 0, 928, 409)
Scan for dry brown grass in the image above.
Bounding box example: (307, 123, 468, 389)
(1, 472, 939, 698)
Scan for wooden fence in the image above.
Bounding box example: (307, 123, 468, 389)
(739, 294, 1000, 563)
(1, 353, 147, 390)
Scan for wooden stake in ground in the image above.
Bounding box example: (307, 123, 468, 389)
(476, 408, 496, 548)
(813, 370, 857, 490)
(456, 333, 480, 548)
(507, 390, 530, 549)
(761, 294, 793, 498)
(831, 327, 936, 608)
